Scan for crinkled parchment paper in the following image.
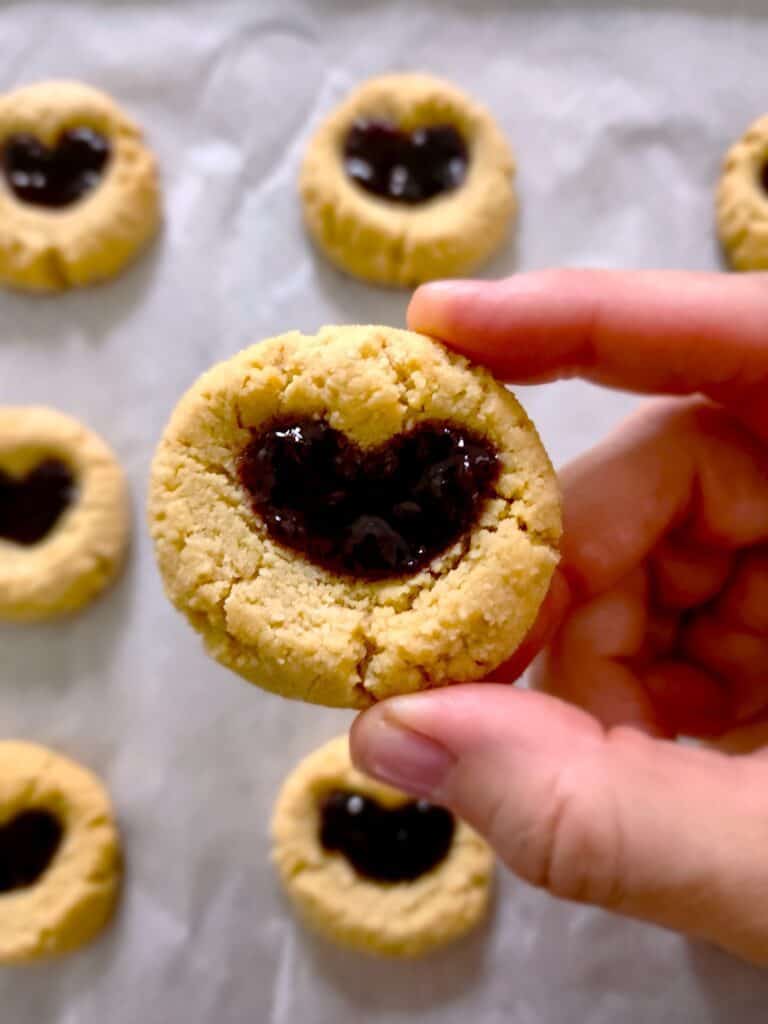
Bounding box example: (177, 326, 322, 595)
(2, 0, 768, 1020)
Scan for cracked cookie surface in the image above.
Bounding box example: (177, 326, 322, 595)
(0, 406, 130, 622)
(716, 113, 768, 270)
(0, 80, 160, 291)
(271, 735, 493, 957)
(149, 325, 560, 708)
(0, 741, 121, 964)
(300, 73, 515, 286)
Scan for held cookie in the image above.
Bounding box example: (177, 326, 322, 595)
(271, 735, 493, 957)
(149, 325, 560, 708)
(0, 741, 121, 963)
(0, 80, 160, 291)
(300, 73, 515, 286)
(0, 406, 130, 622)
(716, 114, 768, 270)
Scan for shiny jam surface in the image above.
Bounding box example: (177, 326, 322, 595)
(319, 789, 455, 882)
(2, 128, 110, 207)
(237, 416, 500, 579)
(343, 119, 468, 203)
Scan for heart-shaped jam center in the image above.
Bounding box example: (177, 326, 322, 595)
(0, 810, 64, 893)
(237, 417, 500, 580)
(320, 789, 455, 882)
(0, 458, 76, 546)
(760, 161, 768, 196)
(2, 128, 111, 208)
(343, 119, 468, 203)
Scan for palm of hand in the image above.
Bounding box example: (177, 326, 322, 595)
(538, 396, 768, 745)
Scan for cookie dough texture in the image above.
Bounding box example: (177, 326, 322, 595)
(0, 406, 130, 622)
(271, 735, 493, 957)
(300, 73, 515, 286)
(0, 80, 160, 291)
(0, 741, 121, 963)
(716, 114, 768, 270)
(149, 325, 561, 708)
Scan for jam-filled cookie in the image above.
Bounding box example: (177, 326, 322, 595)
(0, 80, 160, 291)
(271, 735, 492, 957)
(0, 741, 121, 963)
(149, 325, 560, 708)
(716, 114, 768, 270)
(300, 73, 515, 286)
(0, 406, 130, 622)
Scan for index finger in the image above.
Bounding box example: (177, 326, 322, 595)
(408, 270, 768, 440)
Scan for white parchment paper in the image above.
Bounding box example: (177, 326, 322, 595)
(2, 0, 768, 1020)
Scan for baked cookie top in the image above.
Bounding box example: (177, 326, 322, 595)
(0, 405, 130, 622)
(0, 740, 121, 963)
(149, 325, 560, 707)
(0, 80, 160, 291)
(271, 735, 493, 957)
(716, 113, 768, 270)
(300, 73, 515, 286)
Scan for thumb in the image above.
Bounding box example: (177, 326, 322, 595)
(350, 685, 768, 966)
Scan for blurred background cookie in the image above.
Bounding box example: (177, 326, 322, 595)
(300, 73, 515, 286)
(0, 741, 121, 964)
(0, 406, 130, 622)
(271, 735, 493, 957)
(149, 325, 560, 707)
(0, 80, 160, 291)
(716, 113, 768, 270)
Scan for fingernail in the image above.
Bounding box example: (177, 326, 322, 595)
(418, 278, 478, 296)
(354, 707, 455, 799)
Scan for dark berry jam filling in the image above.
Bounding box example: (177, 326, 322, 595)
(760, 161, 768, 196)
(343, 119, 468, 203)
(237, 416, 500, 580)
(319, 789, 455, 882)
(0, 458, 76, 546)
(0, 810, 64, 892)
(2, 128, 111, 208)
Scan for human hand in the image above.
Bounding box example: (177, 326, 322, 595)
(351, 269, 768, 966)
